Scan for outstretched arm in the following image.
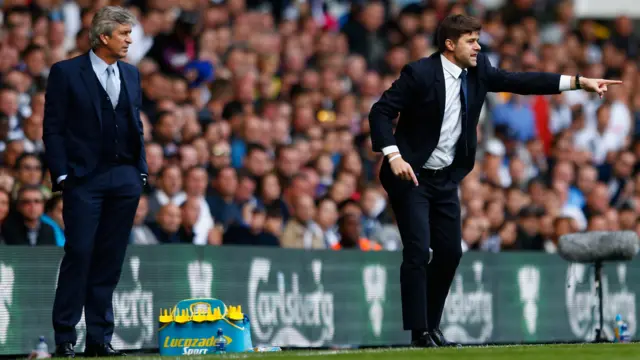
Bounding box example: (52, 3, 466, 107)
(481, 53, 621, 96)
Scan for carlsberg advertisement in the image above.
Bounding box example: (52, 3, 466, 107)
(0, 247, 639, 355)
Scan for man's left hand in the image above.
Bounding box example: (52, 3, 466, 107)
(579, 77, 623, 98)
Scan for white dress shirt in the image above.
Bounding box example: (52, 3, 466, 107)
(382, 55, 573, 169)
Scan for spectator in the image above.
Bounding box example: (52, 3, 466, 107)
(0, 0, 635, 249)
(146, 165, 186, 223)
(223, 203, 279, 246)
(281, 193, 323, 249)
(180, 166, 214, 245)
(206, 166, 243, 229)
(131, 195, 158, 245)
(314, 197, 339, 248)
(0, 189, 10, 244)
(332, 213, 382, 251)
(149, 204, 182, 244)
(42, 193, 65, 247)
(2, 184, 56, 245)
(177, 196, 201, 244)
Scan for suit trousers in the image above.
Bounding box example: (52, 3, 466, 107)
(53, 164, 142, 346)
(388, 167, 463, 331)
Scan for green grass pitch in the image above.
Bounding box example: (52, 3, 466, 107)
(72, 343, 640, 360)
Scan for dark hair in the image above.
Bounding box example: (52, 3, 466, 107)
(45, 193, 63, 213)
(14, 152, 41, 171)
(436, 14, 482, 52)
(17, 184, 43, 200)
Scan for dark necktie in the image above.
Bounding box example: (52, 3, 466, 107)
(459, 69, 468, 156)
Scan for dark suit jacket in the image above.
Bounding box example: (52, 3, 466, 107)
(43, 52, 148, 192)
(2, 214, 57, 246)
(369, 52, 561, 194)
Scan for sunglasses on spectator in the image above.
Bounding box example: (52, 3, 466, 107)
(20, 198, 44, 205)
(20, 164, 41, 171)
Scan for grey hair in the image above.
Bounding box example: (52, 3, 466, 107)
(89, 6, 136, 49)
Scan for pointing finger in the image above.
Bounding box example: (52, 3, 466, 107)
(600, 79, 623, 85)
(410, 169, 419, 186)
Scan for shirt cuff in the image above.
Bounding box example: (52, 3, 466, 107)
(57, 175, 67, 184)
(559, 75, 572, 91)
(382, 146, 399, 156)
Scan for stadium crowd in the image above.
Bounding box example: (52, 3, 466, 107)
(0, 0, 637, 253)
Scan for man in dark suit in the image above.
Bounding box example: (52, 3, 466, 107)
(43, 6, 147, 358)
(369, 14, 621, 348)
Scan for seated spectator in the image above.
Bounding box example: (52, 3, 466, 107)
(0, 189, 10, 244)
(11, 152, 50, 200)
(146, 165, 186, 223)
(315, 197, 339, 248)
(514, 206, 545, 251)
(148, 204, 182, 244)
(206, 166, 243, 229)
(131, 195, 158, 245)
(332, 213, 382, 251)
(281, 193, 324, 249)
(41, 193, 64, 247)
(360, 186, 385, 240)
(619, 202, 638, 231)
(2, 184, 55, 245)
(179, 166, 214, 245)
(223, 203, 279, 247)
(177, 196, 201, 243)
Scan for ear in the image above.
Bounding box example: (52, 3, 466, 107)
(100, 33, 108, 45)
(445, 39, 455, 52)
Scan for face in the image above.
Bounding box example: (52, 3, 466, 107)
(449, 31, 481, 68)
(216, 168, 238, 197)
(161, 167, 183, 195)
(316, 199, 338, 229)
(340, 215, 362, 242)
(294, 194, 315, 223)
(235, 177, 256, 203)
(0, 191, 9, 222)
(246, 150, 269, 177)
(184, 168, 208, 196)
(102, 23, 132, 59)
(17, 156, 43, 185)
(19, 189, 45, 221)
(181, 199, 200, 227)
(158, 205, 181, 233)
(260, 174, 281, 202)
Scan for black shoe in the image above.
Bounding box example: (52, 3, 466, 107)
(429, 328, 459, 347)
(84, 343, 126, 357)
(410, 331, 438, 348)
(54, 343, 75, 358)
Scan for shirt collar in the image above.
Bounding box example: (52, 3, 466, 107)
(89, 49, 118, 76)
(440, 53, 464, 79)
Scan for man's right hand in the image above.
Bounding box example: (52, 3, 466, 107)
(388, 153, 419, 186)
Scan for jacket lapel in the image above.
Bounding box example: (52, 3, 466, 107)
(79, 53, 102, 131)
(431, 52, 446, 124)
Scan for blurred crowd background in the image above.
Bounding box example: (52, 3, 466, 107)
(0, 0, 637, 253)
